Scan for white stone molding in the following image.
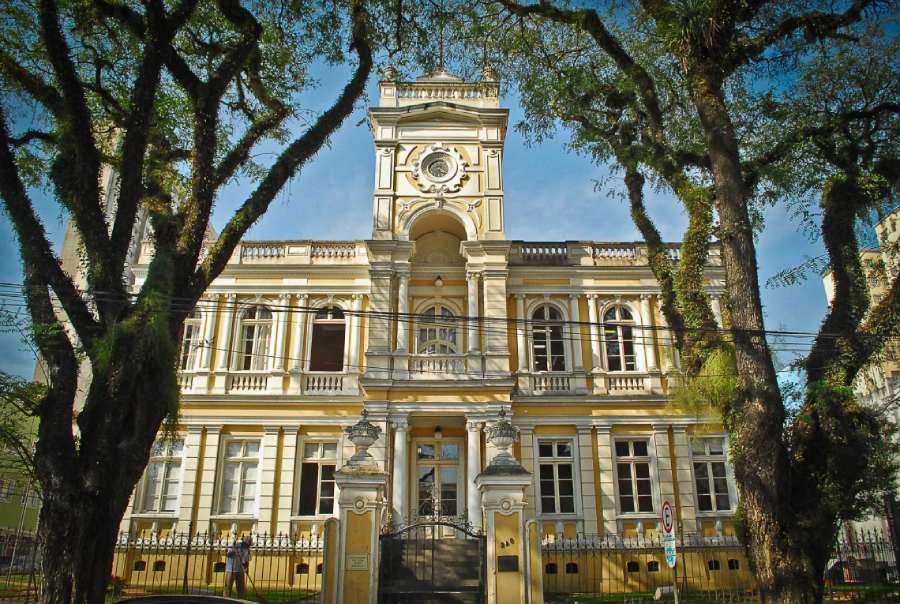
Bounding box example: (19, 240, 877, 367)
(396, 272, 410, 353)
(710, 294, 724, 329)
(467, 272, 481, 354)
(215, 294, 237, 371)
(199, 294, 219, 370)
(290, 294, 309, 371)
(349, 294, 364, 372)
(272, 294, 291, 371)
(586, 294, 602, 372)
(391, 421, 410, 522)
(514, 295, 527, 372)
(640, 294, 659, 372)
(466, 421, 483, 529)
(569, 293, 584, 371)
(655, 294, 674, 372)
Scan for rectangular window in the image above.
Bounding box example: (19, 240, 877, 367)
(538, 440, 576, 514)
(220, 440, 260, 514)
(297, 441, 338, 516)
(0, 479, 14, 503)
(615, 439, 653, 513)
(693, 437, 732, 512)
(24, 487, 39, 508)
(142, 439, 184, 513)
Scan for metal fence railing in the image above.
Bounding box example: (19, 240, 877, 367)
(541, 530, 900, 604)
(107, 530, 327, 602)
(541, 533, 755, 604)
(826, 529, 900, 603)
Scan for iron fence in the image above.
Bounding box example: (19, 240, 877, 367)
(541, 530, 900, 604)
(540, 533, 754, 604)
(107, 529, 328, 602)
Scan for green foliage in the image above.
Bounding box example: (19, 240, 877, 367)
(666, 346, 737, 428)
(0, 371, 42, 483)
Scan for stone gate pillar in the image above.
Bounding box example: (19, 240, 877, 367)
(476, 410, 534, 604)
(333, 410, 387, 604)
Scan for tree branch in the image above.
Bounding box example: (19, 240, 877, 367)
(188, 0, 374, 298)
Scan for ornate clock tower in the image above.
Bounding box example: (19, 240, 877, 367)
(363, 68, 513, 382)
(369, 67, 508, 241)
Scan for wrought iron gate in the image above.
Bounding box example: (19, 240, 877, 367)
(378, 518, 486, 603)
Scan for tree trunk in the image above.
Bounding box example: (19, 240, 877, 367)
(692, 73, 818, 604)
(33, 314, 178, 604)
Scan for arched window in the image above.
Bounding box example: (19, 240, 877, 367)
(234, 305, 273, 371)
(309, 306, 345, 372)
(180, 310, 202, 371)
(417, 305, 458, 354)
(604, 306, 637, 371)
(532, 306, 565, 372)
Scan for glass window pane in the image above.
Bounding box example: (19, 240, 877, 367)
(633, 441, 648, 457)
(298, 464, 319, 516)
(226, 442, 243, 458)
(304, 443, 320, 459)
(538, 442, 554, 458)
(559, 497, 575, 514)
(320, 498, 334, 514)
(615, 442, 630, 457)
(692, 439, 706, 454)
(540, 479, 556, 497)
(716, 493, 731, 510)
(617, 463, 632, 479)
(620, 497, 635, 513)
(559, 480, 574, 496)
(418, 444, 435, 460)
(708, 439, 725, 455)
(556, 442, 572, 457)
(245, 441, 260, 456)
(638, 496, 654, 512)
(636, 480, 652, 495)
(542, 497, 557, 514)
(441, 444, 458, 460)
(539, 465, 555, 479)
(635, 463, 650, 479)
(557, 464, 573, 480)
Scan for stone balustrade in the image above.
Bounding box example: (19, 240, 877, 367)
(410, 354, 467, 375)
(508, 241, 722, 267)
(532, 373, 573, 393)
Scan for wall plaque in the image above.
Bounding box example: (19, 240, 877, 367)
(346, 553, 370, 570)
(497, 555, 519, 572)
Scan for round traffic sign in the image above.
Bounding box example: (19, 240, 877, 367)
(662, 500, 675, 534)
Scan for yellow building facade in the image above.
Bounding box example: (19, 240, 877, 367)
(119, 71, 737, 597)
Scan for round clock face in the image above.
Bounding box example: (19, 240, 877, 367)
(422, 152, 456, 182)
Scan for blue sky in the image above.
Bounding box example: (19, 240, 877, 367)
(0, 66, 829, 379)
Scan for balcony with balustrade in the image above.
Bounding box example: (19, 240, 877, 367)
(139, 239, 368, 267)
(508, 241, 722, 268)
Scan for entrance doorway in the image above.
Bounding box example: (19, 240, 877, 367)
(414, 440, 462, 534)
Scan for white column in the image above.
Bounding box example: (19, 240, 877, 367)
(392, 421, 409, 522)
(215, 294, 237, 371)
(514, 294, 527, 372)
(258, 426, 282, 533)
(640, 294, 658, 371)
(396, 272, 410, 352)
(656, 294, 673, 372)
(349, 294, 364, 371)
(467, 272, 480, 353)
(199, 294, 218, 370)
(272, 294, 291, 371)
(277, 427, 299, 535)
(586, 294, 602, 372)
(595, 425, 617, 535)
(578, 426, 599, 534)
(290, 293, 309, 370)
(466, 421, 483, 528)
(569, 293, 584, 371)
(710, 294, 724, 329)
(176, 426, 205, 533)
(194, 426, 222, 531)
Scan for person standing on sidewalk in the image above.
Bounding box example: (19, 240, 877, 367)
(223, 535, 253, 598)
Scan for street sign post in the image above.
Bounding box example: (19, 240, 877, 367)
(662, 500, 679, 604)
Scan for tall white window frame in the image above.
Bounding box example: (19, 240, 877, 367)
(308, 305, 346, 372)
(0, 478, 14, 503)
(604, 306, 638, 372)
(416, 304, 460, 355)
(691, 436, 735, 513)
(296, 440, 340, 517)
(139, 438, 185, 514)
(531, 304, 567, 372)
(219, 439, 261, 515)
(614, 438, 656, 514)
(232, 304, 273, 371)
(180, 310, 203, 371)
(536, 439, 580, 516)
